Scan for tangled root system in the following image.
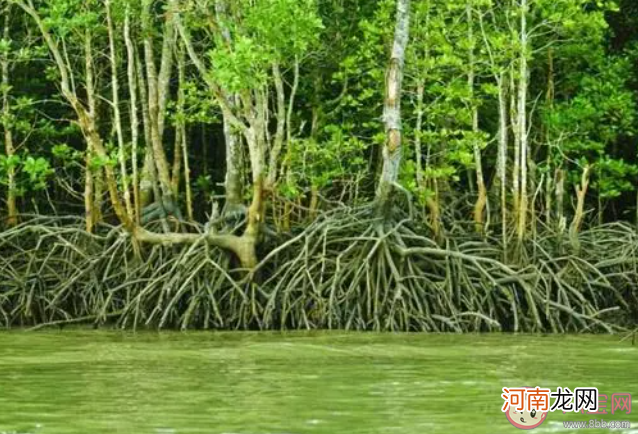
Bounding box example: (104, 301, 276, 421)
(258, 208, 634, 332)
(0, 211, 635, 332)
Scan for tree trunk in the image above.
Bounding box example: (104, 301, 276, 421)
(269, 62, 286, 190)
(555, 167, 566, 233)
(84, 28, 101, 232)
(414, 80, 425, 193)
(172, 0, 271, 269)
(376, 0, 411, 214)
(569, 166, 590, 251)
(544, 48, 555, 226)
(497, 74, 508, 250)
(215, 0, 244, 214)
(136, 48, 155, 208)
(516, 0, 529, 243)
(106, 0, 134, 222)
(510, 68, 520, 233)
(124, 7, 141, 224)
(142, 0, 174, 205)
(14, 0, 272, 270)
(174, 45, 193, 221)
(1, 7, 17, 227)
(467, 1, 487, 233)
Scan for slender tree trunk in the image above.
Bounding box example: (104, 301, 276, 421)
(510, 67, 520, 232)
(415, 80, 425, 193)
(269, 62, 286, 190)
(124, 8, 141, 224)
(222, 100, 244, 214)
(106, 0, 133, 222)
(283, 57, 300, 228)
(142, 0, 174, 205)
(544, 162, 553, 224)
(424, 114, 442, 239)
(84, 28, 100, 232)
(569, 166, 590, 251)
(157, 11, 174, 138)
(136, 48, 155, 208)
(467, 1, 487, 233)
(171, 118, 183, 197)
(175, 45, 193, 220)
(497, 74, 508, 250)
(267, 56, 300, 191)
(516, 0, 529, 242)
(170, 44, 185, 198)
(426, 185, 441, 240)
(304, 106, 321, 225)
(544, 48, 555, 226)
(286, 57, 300, 156)
(555, 167, 565, 232)
(1, 7, 17, 226)
(180, 113, 193, 221)
(376, 0, 411, 214)
(243, 88, 268, 241)
(215, 0, 244, 214)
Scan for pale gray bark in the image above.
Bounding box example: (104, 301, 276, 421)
(510, 68, 520, 221)
(124, 7, 141, 224)
(141, 0, 173, 202)
(172, 0, 247, 214)
(267, 56, 300, 189)
(286, 58, 299, 155)
(84, 28, 102, 231)
(376, 0, 411, 211)
(215, 0, 244, 213)
(106, 0, 133, 220)
(517, 0, 529, 241)
(569, 166, 590, 251)
(157, 15, 175, 136)
(268, 62, 286, 188)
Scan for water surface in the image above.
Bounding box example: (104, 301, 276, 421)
(0, 331, 636, 433)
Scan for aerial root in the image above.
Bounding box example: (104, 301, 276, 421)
(259, 208, 632, 332)
(0, 213, 635, 331)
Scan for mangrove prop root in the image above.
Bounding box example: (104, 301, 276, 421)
(0, 212, 635, 332)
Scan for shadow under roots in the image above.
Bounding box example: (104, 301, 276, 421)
(260, 206, 631, 333)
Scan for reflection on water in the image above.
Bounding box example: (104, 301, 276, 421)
(0, 331, 636, 433)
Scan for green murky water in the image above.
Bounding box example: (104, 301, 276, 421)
(0, 331, 636, 433)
